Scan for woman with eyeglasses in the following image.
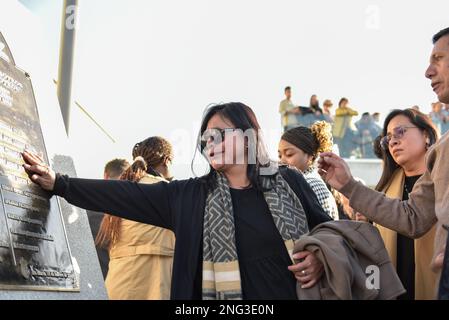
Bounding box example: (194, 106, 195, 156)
(21, 102, 331, 300)
(373, 108, 439, 299)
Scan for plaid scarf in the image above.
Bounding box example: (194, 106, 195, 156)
(202, 170, 308, 300)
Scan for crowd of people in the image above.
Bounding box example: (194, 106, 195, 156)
(279, 90, 449, 160)
(17, 27, 449, 300)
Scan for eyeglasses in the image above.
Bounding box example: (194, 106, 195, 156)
(381, 126, 418, 150)
(200, 128, 238, 152)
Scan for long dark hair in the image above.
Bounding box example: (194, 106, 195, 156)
(309, 94, 319, 108)
(192, 102, 272, 191)
(375, 108, 438, 192)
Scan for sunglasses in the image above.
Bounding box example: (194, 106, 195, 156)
(200, 128, 238, 152)
(381, 126, 418, 150)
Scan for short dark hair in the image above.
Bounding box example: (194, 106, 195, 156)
(338, 97, 348, 107)
(433, 27, 449, 44)
(104, 158, 130, 179)
(284, 86, 291, 92)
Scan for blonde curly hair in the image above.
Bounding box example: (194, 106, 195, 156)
(310, 121, 333, 155)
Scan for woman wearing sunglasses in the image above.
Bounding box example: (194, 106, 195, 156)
(374, 108, 439, 299)
(22, 102, 331, 300)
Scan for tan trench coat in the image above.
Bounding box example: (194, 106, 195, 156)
(105, 174, 175, 300)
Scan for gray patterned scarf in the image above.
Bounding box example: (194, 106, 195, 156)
(202, 170, 308, 300)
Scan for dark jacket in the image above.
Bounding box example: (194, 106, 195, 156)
(52, 166, 331, 299)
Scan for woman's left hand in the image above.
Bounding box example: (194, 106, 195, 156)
(288, 251, 324, 289)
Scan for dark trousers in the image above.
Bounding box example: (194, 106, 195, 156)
(438, 227, 449, 299)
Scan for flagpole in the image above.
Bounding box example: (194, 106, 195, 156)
(57, 0, 78, 135)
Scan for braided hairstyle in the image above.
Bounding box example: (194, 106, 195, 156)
(96, 137, 174, 249)
(132, 136, 173, 170)
(95, 157, 148, 248)
(281, 121, 333, 165)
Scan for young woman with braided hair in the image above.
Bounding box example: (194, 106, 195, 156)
(96, 137, 175, 300)
(21, 102, 331, 300)
(278, 121, 339, 220)
(131, 137, 174, 181)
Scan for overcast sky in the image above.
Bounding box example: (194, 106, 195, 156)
(15, 0, 449, 179)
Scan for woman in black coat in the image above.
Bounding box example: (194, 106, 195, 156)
(23, 102, 331, 300)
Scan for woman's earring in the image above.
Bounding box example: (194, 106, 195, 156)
(426, 139, 430, 150)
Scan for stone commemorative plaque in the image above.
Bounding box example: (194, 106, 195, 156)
(0, 32, 78, 291)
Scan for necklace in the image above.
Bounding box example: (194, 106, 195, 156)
(404, 175, 420, 196)
(404, 183, 411, 195)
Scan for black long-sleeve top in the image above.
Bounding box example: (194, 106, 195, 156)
(52, 166, 331, 299)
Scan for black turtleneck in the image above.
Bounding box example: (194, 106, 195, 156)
(397, 174, 421, 300)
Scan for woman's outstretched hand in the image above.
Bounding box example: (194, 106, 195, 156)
(21, 150, 56, 191)
(317, 152, 353, 191)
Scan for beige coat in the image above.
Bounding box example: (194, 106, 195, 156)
(294, 220, 405, 300)
(105, 174, 175, 300)
(375, 169, 438, 300)
(341, 131, 449, 299)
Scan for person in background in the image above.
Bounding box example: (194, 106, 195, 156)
(322, 99, 334, 124)
(372, 112, 383, 133)
(332, 97, 359, 158)
(430, 102, 444, 134)
(440, 103, 449, 134)
(279, 86, 299, 132)
(279, 121, 339, 220)
(96, 137, 176, 300)
(296, 94, 324, 127)
(309, 94, 322, 115)
(372, 112, 381, 125)
(86, 158, 130, 280)
(355, 112, 382, 158)
(373, 108, 439, 300)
